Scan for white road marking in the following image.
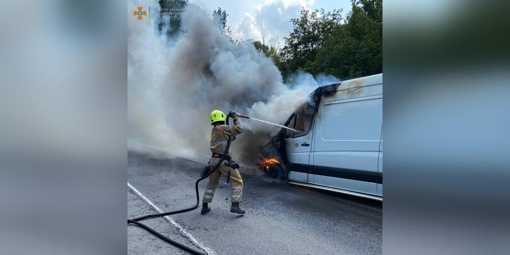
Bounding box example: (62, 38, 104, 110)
(128, 182, 216, 255)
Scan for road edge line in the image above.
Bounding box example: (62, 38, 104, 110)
(128, 182, 216, 255)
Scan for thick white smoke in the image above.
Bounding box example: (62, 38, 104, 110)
(128, 1, 339, 165)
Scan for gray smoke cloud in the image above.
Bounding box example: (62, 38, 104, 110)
(128, 1, 339, 165)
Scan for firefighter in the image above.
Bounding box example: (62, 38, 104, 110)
(201, 110, 245, 215)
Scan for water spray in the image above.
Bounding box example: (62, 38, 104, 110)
(237, 114, 302, 133)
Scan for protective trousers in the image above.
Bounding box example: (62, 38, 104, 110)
(202, 163, 243, 203)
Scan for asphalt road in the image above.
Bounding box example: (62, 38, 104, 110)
(127, 149, 382, 255)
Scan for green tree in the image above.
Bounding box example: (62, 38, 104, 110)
(253, 41, 292, 82)
(354, 0, 382, 22)
(281, 8, 342, 78)
(253, 41, 280, 62)
(158, 0, 188, 38)
(253, 40, 269, 54)
(212, 7, 233, 39)
(313, 0, 382, 79)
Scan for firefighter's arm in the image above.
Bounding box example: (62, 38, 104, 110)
(224, 114, 243, 137)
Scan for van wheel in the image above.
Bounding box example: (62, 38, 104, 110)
(266, 164, 286, 181)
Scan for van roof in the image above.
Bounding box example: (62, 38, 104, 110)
(308, 73, 382, 108)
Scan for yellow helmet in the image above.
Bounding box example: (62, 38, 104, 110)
(210, 110, 226, 124)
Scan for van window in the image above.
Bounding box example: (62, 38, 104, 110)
(285, 114, 296, 139)
(293, 102, 314, 138)
(321, 98, 382, 141)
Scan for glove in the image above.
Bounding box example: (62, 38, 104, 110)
(229, 111, 239, 119)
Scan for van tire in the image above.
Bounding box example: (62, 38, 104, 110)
(266, 164, 286, 181)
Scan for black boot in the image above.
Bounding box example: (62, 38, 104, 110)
(230, 202, 245, 214)
(201, 202, 211, 215)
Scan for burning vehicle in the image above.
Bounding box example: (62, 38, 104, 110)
(258, 156, 281, 177)
(257, 112, 295, 181)
(258, 74, 383, 201)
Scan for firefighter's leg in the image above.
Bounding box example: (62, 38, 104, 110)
(229, 168, 244, 202)
(228, 167, 245, 214)
(201, 165, 221, 215)
(202, 165, 221, 203)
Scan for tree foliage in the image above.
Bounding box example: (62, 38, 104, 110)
(158, 0, 188, 38)
(252, 40, 292, 82)
(313, 0, 382, 78)
(157, 0, 382, 81)
(212, 7, 233, 41)
(281, 8, 342, 76)
(278, 0, 382, 81)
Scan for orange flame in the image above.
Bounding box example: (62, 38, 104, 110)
(264, 158, 280, 164)
(258, 156, 280, 173)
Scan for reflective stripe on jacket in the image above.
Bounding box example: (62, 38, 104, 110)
(210, 119, 243, 156)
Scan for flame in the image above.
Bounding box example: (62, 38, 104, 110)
(258, 156, 280, 173)
(264, 158, 280, 164)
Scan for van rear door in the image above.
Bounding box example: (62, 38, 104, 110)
(285, 103, 315, 183)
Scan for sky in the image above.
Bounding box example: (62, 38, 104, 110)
(189, 0, 353, 47)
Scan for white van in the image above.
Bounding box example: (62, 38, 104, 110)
(263, 73, 383, 201)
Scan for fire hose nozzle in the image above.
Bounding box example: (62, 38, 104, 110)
(229, 111, 250, 119)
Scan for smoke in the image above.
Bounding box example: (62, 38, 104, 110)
(128, 1, 339, 165)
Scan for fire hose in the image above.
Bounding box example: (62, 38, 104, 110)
(128, 112, 294, 254)
(127, 112, 237, 255)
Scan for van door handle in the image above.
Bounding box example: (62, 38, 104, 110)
(301, 142, 310, 147)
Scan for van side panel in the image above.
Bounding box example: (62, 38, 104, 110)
(319, 97, 382, 151)
(377, 153, 383, 195)
(311, 96, 382, 196)
(377, 130, 383, 195)
(310, 174, 378, 195)
(288, 171, 308, 183)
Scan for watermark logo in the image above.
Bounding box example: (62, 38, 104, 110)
(133, 6, 150, 22)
